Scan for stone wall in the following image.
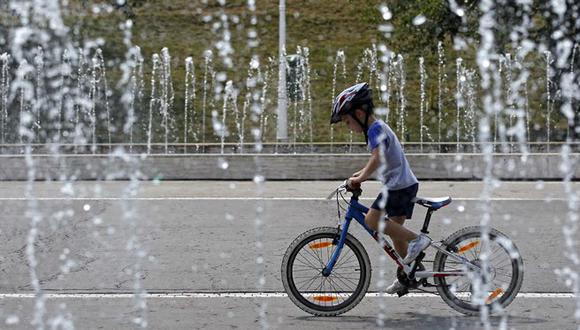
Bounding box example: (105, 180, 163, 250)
(0, 154, 576, 180)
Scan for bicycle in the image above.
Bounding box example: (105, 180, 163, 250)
(281, 181, 524, 316)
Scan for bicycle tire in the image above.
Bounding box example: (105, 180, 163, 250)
(281, 226, 371, 316)
(433, 226, 524, 315)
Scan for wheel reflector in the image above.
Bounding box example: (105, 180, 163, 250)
(457, 240, 480, 254)
(312, 295, 338, 302)
(486, 288, 504, 303)
(309, 241, 332, 249)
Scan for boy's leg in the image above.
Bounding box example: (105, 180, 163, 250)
(390, 216, 409, 258)
(365, 209, 417, 256)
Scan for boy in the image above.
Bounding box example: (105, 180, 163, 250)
(330, 82, 430, 294)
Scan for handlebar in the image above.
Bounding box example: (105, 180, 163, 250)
(326, 180, 363, 200)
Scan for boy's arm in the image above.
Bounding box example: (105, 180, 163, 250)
(349, 148, 380, 184)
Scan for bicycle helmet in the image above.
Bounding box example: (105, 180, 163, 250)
(330, 82, 374, 142)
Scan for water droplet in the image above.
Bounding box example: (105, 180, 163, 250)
(457, 205, 465, 212)
(60, 183, 74, 195)
(93, 217, 102, 225)
(253, 175, 265, 183)
(379, 5, 392, 20)
(218, 158, 229, 170)
(412, 15, 426, 26)
(216, 72, 227, 82)
(83, 204, 91, 211)
(5, 315, 19, 325)
(250, 57, 260, 69)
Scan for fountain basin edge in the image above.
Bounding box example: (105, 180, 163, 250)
(0, 153, 575, 181)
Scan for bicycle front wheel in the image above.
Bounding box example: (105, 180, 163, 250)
(433, 226, 524, 315)
(281, 227, 371, 316)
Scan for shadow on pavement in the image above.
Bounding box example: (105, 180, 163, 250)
(294, 311, 547, 329)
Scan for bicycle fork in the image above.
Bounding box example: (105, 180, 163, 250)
(321, 219, 352, 277)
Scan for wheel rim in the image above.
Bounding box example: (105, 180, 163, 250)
(287, 233, 367, 312)
(438, 233, 522, 310)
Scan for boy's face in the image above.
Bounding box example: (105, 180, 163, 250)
(342, 111, 364, 133)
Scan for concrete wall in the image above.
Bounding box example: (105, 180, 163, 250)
(0, 153, 576, 180)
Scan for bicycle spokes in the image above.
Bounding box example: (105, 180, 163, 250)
(434, 227, 524, 315)
(282, 228, 371, 316)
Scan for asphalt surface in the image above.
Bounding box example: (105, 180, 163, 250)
(0, 180, 578, 329)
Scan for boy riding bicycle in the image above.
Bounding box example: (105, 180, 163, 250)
(330, 82, 431, 294)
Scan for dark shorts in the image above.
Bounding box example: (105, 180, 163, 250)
(370, 183, 419, 219)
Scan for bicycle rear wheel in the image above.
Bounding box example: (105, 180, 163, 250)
(433, 226, 524, 315)
(281, 227, 371, 316)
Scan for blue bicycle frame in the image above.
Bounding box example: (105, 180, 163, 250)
(322, 195, 410, 277)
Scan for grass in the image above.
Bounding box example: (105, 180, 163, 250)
(0, 0, 571, 145)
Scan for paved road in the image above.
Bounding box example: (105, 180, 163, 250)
(0, 181, 578, 329)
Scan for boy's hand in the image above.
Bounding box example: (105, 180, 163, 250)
(347, 177, 361, 190)
(352, 170, 362, 178)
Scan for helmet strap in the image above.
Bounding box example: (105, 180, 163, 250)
(351, 110, 370, 144)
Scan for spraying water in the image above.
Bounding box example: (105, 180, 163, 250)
(545, 51, 553, 152)
(437, 41, 447, 149)
(183, 57, 196, 153)
(160, 47, 175, 154)
(376, 5, 393, 327)
(0, 53, 10, 145)
(201, 50, 214, 148)
(395, 55, 407, 142)
(330, 50, 346, 152)
(116, 18, 148, 328)
(419, 57, 426, 152)
(475, 0, 506, 326)
(95, 49, 112, 151)
(456, 58, 465, 152)
(128, 47, 144, 154)
(146, 53, 159, 155)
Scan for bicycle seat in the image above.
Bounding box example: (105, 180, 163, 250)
(412, 196, 452, 210)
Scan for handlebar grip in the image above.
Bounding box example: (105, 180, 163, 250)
(345, 180, 362, 199)
(346, 180, 361, 191)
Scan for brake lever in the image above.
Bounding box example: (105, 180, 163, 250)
(326, 181, 348, 200)
(326, 189, 339, 200)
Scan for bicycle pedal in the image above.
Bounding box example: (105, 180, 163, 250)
(421, 280, 436, 288)
(396, 288, 409, 297)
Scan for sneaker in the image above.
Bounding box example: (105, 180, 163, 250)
(385, 278, 406, 294)
(402, 234, 431, 264)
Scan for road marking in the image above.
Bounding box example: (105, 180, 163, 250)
(0, 292, 575, 299)
(0, 197, 568, 201)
